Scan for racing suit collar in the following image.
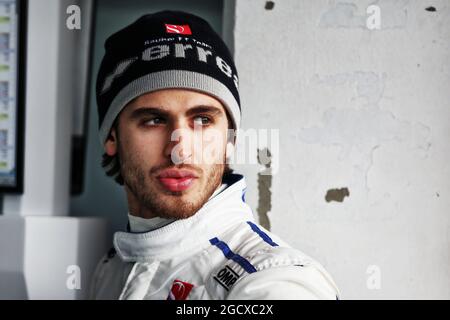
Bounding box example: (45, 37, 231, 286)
(113, 173, 255, 262)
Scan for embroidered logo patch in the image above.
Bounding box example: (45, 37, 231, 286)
(165, 24, 192, 34)
(167, 279, 194, 300)
(213, 266, 240, 291)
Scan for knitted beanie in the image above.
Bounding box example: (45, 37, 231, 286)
(96, 10, 240, 146)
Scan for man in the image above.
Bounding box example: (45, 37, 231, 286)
(90, 10, 339, 300)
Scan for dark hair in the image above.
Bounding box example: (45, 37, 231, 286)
(101, 111, 234, 185)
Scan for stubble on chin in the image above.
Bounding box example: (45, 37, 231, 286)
(122, 161, 224, 220)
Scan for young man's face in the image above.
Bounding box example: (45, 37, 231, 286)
(105, 88, 230, 219)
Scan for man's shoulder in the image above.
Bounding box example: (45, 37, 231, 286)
(89, 247, 132, 299)
(205, 221, 340, 299)
(218, 220, 312, 267)
(96, 247, 123, 271)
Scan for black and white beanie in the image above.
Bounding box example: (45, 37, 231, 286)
(96, 10, 241, 146)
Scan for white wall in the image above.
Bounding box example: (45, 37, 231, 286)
(230, 0, 450, 299)
(3, 0, 90, 216)
(0, 0, 109, 299)
(23, 217, 109, 299)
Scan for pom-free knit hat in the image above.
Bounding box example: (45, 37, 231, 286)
(96, 10, 241, 146)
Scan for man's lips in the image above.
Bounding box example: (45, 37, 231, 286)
(157, 169, 198, 179)
(156, 169, 198, 192)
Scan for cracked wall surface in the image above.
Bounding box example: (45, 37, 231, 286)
(257, 148, 272, 230)
(230, 0, 450, 299)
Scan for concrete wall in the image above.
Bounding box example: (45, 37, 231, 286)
(229, 0, 450, 299)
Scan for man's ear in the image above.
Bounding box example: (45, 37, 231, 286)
(104, 128, 118, 156)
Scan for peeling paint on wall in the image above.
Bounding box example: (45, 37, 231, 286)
(325, 188, 350, 203)
(319, 3, 366, 29)
(301, 71, 431, 194)
(257, 148, 272, 231)
(265, 1, 275, 10)
(319, 0, 409, 29)
(311, 71, 386, 106)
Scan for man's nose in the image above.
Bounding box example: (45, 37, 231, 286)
(164, 120, 194, 165)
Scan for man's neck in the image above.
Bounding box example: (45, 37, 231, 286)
(127, 182, 228, 233)
(128, 214, 174, 232)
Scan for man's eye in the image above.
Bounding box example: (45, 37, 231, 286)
(143, 117, 166, 126)
(193, 116, 211, 126)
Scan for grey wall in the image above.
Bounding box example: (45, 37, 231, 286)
(69, 0, 224, 233)
(231, 0, 450, 299)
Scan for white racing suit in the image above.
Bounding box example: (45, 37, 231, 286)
(90, 174, 340, 300)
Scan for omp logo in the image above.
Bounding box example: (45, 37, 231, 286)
(165, 24, 192, 35)
(167, 279, 194, 300)
(213, 266, 239, 291)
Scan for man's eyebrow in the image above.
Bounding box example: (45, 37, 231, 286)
(185, 105, 224, 117)
(128, 107, 169, 120)
(128, 105, 224, 120)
